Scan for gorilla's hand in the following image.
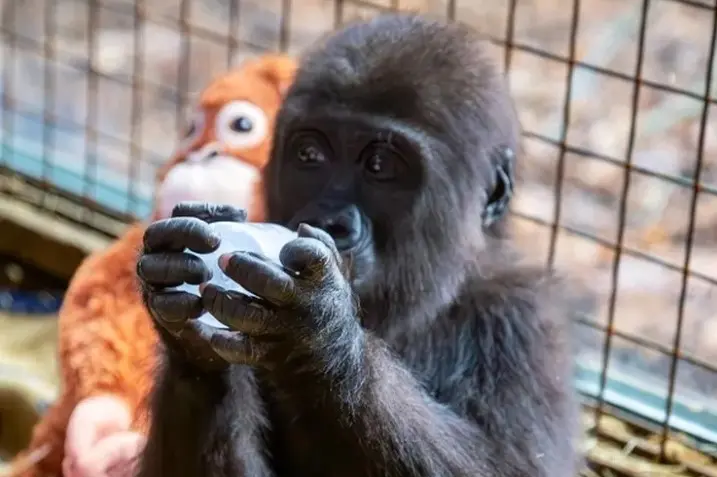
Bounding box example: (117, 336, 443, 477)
(136, 202, 248, 372)
(199, 223, 363, 374)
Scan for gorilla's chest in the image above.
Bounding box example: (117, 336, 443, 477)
(258, 333, 466, 477)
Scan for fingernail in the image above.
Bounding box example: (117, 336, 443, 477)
(207, 231, 222, 247)
(198, 282, 207, 293)
(218, 253, 231, 270)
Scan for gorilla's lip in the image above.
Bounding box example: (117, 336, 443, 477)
(338, 238, 371, 259)
(338, 239, 372, 282)
(342, 242, 374, 289)
(339, 216, 373, 259)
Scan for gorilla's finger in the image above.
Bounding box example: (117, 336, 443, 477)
(218, 252, 295, 306)
(176, 321, 232, 370)
(189, 319, 219, 342)
(296, 223, 341, 263)
(147, 291, 204, 325)
(143, 217, 220, 254)
(137, 253, 212, 286)
(200, 284, 283, 335)
(279, 237, 337, 281)
(208, 330, 272, 366)
(171, 202, 248, 224)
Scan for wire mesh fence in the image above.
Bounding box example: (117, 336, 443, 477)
(1, 0, 717, 468)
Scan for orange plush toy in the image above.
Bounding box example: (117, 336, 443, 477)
(10, 54, 297, 477)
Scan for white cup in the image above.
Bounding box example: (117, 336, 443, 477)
(174, 222, 297, 329)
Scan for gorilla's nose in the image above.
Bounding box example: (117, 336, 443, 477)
(304, 205, 363, 252)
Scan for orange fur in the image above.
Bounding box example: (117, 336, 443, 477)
(10, 54, 297, 477)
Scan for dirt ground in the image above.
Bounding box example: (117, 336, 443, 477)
(1, 0, 716, 405)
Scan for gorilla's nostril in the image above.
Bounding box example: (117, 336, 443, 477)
(293, 205, 363, 251)
(324, 221, 350, 240)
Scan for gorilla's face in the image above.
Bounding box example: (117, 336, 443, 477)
(265, 111, 425, 290)
(263, 16, 518, 305)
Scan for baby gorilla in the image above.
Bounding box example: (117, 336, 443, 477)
(136, 12, 579, 477)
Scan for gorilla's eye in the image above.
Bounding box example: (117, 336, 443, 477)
(231, 117, 253, 132)
(362, 145, 397, 181)
(366, 154, 384, 173)
(297, 144, 327, 165)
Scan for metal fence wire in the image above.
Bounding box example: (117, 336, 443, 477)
(1, 0, 717, 472)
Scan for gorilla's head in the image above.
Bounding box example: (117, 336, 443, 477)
(264, 13, 520, 317)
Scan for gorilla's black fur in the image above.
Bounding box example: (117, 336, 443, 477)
(136, 12, 579, 477)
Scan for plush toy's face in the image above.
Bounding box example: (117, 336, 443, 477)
(153, 56, 297, 220)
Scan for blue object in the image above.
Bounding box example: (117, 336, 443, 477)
(0, 289, 63, 314)
(1, 109, 156, 220)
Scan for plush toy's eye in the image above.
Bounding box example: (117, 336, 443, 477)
(231, 117, 253, 132)
(215, 100, 268, 150)
(180, 110, 205, 149)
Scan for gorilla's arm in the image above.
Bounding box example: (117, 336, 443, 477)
(191, 221, 574, 476)
(138, 353, 273, 477)
(267, 268, 574, 477)
(312, 332, 499, 476)
(139, 352, 231, 477)
(134, 206, 275, 477)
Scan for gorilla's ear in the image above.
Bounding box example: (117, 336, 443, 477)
(245, 54, 298, 96)
(481, 146, 515, 227)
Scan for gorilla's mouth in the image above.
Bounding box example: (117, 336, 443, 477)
(299, 218, 372, 255)
(284, 203, 374, 286)
(287, 205, 371, 252)
(287, 217, 373, 286)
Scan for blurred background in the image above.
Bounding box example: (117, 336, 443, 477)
(0, 0, 716, 473)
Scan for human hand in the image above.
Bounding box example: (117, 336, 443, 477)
(62, 395, 146, 477)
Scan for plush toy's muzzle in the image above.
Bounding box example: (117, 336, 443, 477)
(155, 153, 261, 220)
